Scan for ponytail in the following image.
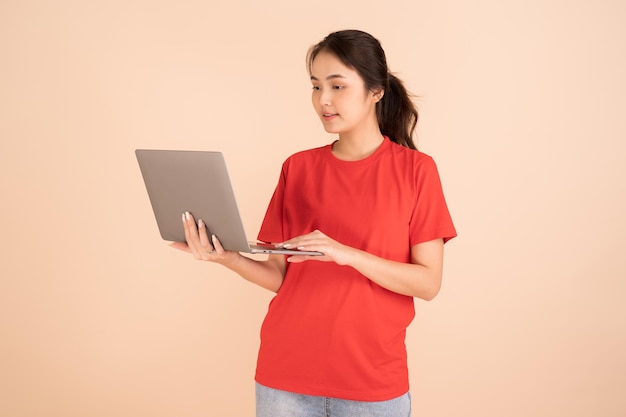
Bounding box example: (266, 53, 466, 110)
(377, 73, 418, 150)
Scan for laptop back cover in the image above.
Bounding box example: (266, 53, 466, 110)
(135, 149, 252, 252)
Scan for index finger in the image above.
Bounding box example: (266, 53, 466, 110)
(182, 211, 203, 258)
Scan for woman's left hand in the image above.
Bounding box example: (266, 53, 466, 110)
(279, 230, 355, 265)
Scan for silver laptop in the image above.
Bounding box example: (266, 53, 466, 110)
(135, 149, 322, 256)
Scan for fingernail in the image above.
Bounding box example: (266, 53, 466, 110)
(282, 244, 292, 248)
(182, 213, 186, 222)
(198, 219, 204, 228)
(185, 212, 191, 221)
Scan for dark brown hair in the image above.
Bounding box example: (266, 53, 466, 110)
(307, 30, 418, 150)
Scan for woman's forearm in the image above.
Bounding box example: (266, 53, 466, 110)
(222, 253, 286, 293)
(283, 232, 445, 300)
(346, 248, 442, 300)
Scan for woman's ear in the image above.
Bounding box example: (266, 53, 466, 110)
(372, 89, 385, 103)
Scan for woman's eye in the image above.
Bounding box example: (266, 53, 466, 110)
(333, 85, 344, 90)
(312, 86, 320, 91)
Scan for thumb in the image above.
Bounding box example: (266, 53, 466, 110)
(170, 242, 191, 252)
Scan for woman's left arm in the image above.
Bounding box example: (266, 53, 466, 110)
(282, 230, 444, 300)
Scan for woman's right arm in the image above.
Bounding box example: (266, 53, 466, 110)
(169, 212, 286, 293)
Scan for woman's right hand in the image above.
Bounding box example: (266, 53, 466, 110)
(170, 211, 240, 265)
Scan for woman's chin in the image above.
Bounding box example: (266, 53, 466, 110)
(321, 125, 341, 134)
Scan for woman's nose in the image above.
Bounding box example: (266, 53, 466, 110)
(318, 90, 331, 106)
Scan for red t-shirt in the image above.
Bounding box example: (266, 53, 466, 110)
(255, 137, 456, 401)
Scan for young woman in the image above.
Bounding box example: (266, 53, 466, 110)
(172, 29, 456, 417)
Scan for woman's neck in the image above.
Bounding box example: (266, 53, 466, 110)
(332, 131, 385, 161)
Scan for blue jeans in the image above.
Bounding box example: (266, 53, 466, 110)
(256, 383, 411, 417)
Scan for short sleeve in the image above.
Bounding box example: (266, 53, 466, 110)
(409, 156, 457, 246)
(257, 163, 287, 244)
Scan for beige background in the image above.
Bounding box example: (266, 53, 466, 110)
(1, 0, 625, 416)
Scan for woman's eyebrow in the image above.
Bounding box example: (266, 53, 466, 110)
(310, 74, 347, 81)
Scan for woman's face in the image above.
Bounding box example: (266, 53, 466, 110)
(310, 51, 380, 137)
